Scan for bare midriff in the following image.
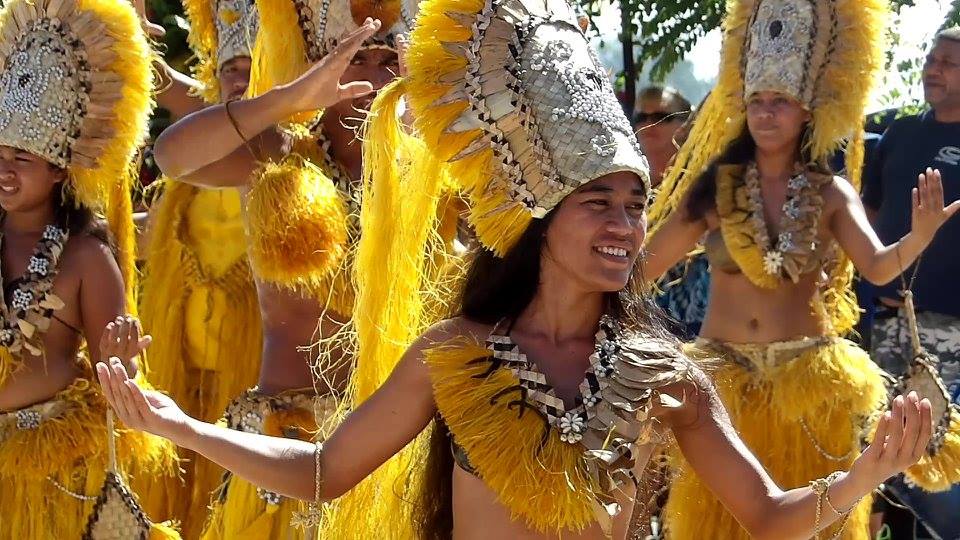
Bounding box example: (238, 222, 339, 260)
(254, 279, 350, 397)
(700, 268, 829, 343)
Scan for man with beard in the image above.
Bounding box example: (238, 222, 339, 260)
(150, 5, 412, 537)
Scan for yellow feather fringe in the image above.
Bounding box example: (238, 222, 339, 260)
(200, 476, 308, 540)
(405, 0, 532, 256)
(182, 0, 221, 103)
(245, 154, 349, 295)
(55, 0, 154, 311)
(318, 79, 459, 540)
(425, 340, 598, 534)
(249, 0, 314, 121)
(140, 179, 262, 538)
(665, 339, 888, 539)
(906, 407, 960, 491)
(0, 377, 181, 538)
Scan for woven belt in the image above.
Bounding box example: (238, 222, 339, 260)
(0, 399, 69, 440)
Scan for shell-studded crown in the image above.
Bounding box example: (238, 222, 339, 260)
(651, 0, 889, 224)
(0, 0, 153, 205)
(215, 0, 259, 69)
(743, 0, 834, 107)
(405, 0, 649, 255)
(295, 0, 416, 61)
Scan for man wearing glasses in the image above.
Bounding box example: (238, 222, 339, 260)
(633, 86, 691, 186)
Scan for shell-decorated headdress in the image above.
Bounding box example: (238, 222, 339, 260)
(405, 0, 649, 255)
(251, 0, 416, 96)
(0, 0, 154, 302)
(649, 0, 888, 335)
(184, 0, 259, 103)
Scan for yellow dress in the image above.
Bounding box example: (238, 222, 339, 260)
(140, 181, 263, 538)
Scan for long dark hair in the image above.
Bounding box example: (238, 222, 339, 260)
(411, 204, 677, 539)
(53, 182, 114, 249)
(684, 123, 830, 221)
(1, 168, 115, 253)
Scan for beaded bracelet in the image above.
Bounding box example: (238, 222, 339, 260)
(292, 442, 325, 529)
(809, 471, 857, 540)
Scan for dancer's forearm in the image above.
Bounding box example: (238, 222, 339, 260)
(178, 418, 318, 500)
(153, 86, 294, 180)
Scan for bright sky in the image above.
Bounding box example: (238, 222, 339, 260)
(593, 0, 954, 111)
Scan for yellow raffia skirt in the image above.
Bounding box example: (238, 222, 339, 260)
(140, 182, 263, 538)
(664, 337, 888, 540)
(200, 388, 342, 540)
(0, 376, 181, 538)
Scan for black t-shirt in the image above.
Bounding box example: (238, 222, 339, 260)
(863, 110, 960, 316)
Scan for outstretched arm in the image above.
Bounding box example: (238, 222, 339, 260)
(130, 0, 204, 120)
(154, 18, 383, 187)
(665, 375, 932, 540)
(154, 62, 205, 121)
(832, 168, 960, 285)
(641, 205, 707, 281)
(96, 321, 445, 500)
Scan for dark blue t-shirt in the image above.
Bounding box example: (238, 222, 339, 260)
(863, 110, 960, 316)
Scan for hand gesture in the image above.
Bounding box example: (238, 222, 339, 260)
(96, 359, 191, 442)
(911, 168, 960, 242)
(131, 0, 166, 37)
(281, 18, 383, 114)
(99, 315, 151, 373)
(850, 392, 933, 486)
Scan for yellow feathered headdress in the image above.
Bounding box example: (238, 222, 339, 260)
(183, 0, 258, 103)
(649, 0, 888, 334)
(0, 0, 155, 306)
(404, 0, 650, 256)
(250, 0, 417, 98)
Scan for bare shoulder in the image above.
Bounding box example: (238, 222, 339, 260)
(63, 233, 114, 264)
(415, 316, 494, 349)
(63, 233, 121, 280)
(822, 175, 860, 208)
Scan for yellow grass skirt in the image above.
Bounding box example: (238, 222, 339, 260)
(665, 337, 888, 540)
(0, 377, 181, 538)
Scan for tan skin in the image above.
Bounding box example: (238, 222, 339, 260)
(99, 171, 932, 539)
(924, 38, 960, 123)
(644, 91, 960, 343)
(634, 96, 687, 187)
(0, 146, 131, 411)
(152, 20, 396, 395)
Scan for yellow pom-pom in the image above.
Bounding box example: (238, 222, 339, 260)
(246, 155, 349, 294)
